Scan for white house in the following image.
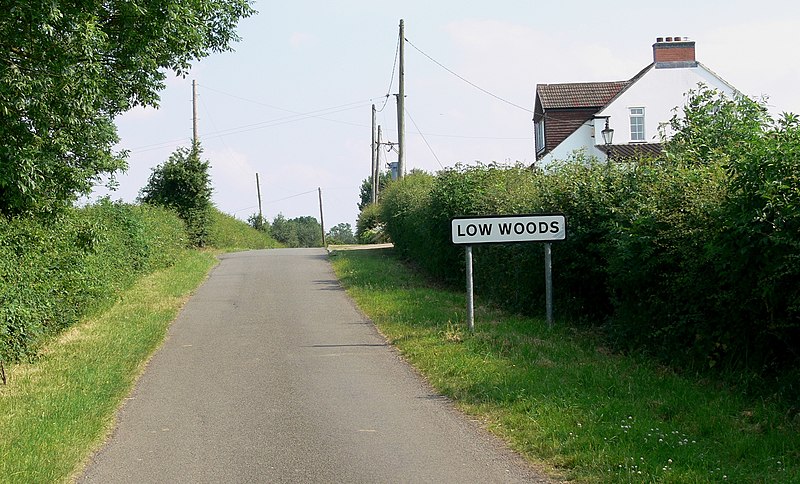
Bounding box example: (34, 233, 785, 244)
(533, 37, 738, 164)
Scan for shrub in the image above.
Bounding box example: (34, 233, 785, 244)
(356, 203, 387, 244)
(379, 171, 435, 264)
(139, 143, 213, 247)
(207, 209, 281, 250)
(0, 200, 187, 362)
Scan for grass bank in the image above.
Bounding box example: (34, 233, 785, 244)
(330, 248, 797, 483)
(0, 249, 217, 484)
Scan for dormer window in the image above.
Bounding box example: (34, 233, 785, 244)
(535, 120, 545, 153)
(630, 107, 645, 141)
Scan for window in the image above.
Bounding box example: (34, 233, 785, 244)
(629, 107, 645, 141)
(535, 120, 545, 153)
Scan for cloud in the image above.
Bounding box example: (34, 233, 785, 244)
(289, 32, 316, 49)
(702, 21, 800, 113)
(443, 19, 642, 88)
(120, 105, 160, 121)
(206, 147, 259, 216)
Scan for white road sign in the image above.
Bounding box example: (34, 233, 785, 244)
(451, 214, 566, 245)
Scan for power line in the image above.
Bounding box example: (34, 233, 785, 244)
(128, 99, 375, 153)
(405, 37, 534, 114)
(263, 189, 318, 205)
(376, 34, 401, 113)
(231, 188, 319, 215)
(405, 107, 443, 169)
(411, 132, 530, 141)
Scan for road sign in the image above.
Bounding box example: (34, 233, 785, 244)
(451, 214, 566, 245)
(451, 213, 567, 331)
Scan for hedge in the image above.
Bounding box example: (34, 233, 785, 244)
(0, 199, 188, 362)
(376, 91, 800, 384)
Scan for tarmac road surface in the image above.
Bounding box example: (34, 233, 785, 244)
(79, 248, 550, 483)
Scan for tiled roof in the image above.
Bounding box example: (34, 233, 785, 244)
(536, 81, 630, 109)
(599, 143, 664, 159)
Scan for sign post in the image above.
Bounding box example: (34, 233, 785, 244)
(465, 245, 474, 332)
(451, 214, 566, 330)
(544, 242, 553, 327)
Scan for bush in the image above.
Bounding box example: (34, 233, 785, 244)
(355, 203, 387, 244)
(207, 209, 281, 250)
(139, 144, 213, 247)
(379, 171, 436, 263)
(0, 200, 187, 362)
(375, 89, 800, 384)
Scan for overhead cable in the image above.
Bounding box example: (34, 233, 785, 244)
(376, 35, 401, 113)
(405, 37, 534, 114)
(405, 107, 444, 169)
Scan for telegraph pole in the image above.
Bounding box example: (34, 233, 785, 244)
(192, 79, 199, 146)
(318, 187, 326, 247)
(396, 19, 406, 179)
(377, 125, 384, 181)
(255, 173, 263, 225)
(371, 104, 378, 204)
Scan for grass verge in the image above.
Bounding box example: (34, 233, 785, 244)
(0, 249, 217, 484)
(330, 248, 797, 483)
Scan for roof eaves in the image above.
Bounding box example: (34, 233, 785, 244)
(596, 63, 654, 116)
(696, 62, 741, 97)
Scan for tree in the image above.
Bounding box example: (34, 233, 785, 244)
(0, 0, 255, 216)
(326, 223, 356, 245)
(269, 214, 322, 248)
(138, 143, 212, 246)
(247, 213, 271, 234)
(664, 85, 771, 167)
(357, 172, 393, 211)
(293, 216, 323, 248)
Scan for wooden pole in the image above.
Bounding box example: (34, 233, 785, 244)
(255, 173, 263, 225)
(371, 104, 378, 204)
(318, 187, 326, 247)
(396, 19, 405, 179)
(192, 80, 198, 146)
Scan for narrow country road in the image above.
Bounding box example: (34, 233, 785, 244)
(79, 248, 549, 483)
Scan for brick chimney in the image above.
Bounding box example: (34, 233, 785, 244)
(653, 36, 697, 68)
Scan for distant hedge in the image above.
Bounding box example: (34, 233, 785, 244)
(378, 89, 800, 384)
(206, 209, 282, 250)
(0, 200, 188, 362)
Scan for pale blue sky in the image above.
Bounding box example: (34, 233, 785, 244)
(93, 0, 800, 230)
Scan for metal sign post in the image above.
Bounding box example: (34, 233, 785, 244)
(451, 214, 566, 331)
(544, 242, 553, 327)
(465, 245, 474, 332)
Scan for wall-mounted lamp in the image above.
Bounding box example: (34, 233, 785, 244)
(601, 118, 614, 161)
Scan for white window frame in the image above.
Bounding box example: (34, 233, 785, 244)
(629, 107, 645, 142)
(535, 120, 545, 153)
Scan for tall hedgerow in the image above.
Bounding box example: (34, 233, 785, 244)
(377, 88, 800, 388)
(378, 171, 435, 263)
(0, 200, 187, 362)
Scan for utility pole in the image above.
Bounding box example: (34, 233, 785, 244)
(255, 173, 263, 225)
(318, 187, 326, 247)
(396, 19, 405, 179)
(371, 104, 378, 204)
(192, 79, 199, 146)
(377, 124, 386, 181)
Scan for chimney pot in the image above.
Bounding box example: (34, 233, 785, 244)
(665, 37, 673, 42)
(656, 37, 664, 42)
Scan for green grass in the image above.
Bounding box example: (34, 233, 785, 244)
(0, 249, 217, 484)
(331, 248, 798, 483)
(207, 208, 282, 250)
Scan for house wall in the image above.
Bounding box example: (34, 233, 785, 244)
(540, 108, 597, 156)
(538, 122, 606, 165)
(594, 65, 736, 144)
